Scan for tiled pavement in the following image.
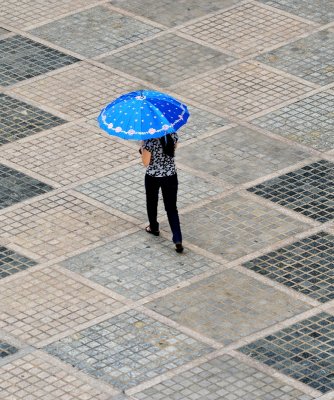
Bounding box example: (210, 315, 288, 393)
(0, 0, 333, 399)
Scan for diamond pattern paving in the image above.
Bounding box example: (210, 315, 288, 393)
(0, 35, 79, 86)
(256, 30, 334, 86)
(250, 92, 334, 150)
(0, 192, 135, 260)
(133, 354, 314, 400)
(0, 246, 37, 279)
(243, 232, 334, 303)
(62, 231, 223, 300)
(45, 310, 213, 390)
(100, 34, 234, 87)
(10, 62, 142, 118)
(239, 312, 334, 394)
(178, 126, 310, 184)
(0, 122, 137, 185)
(179, 2, 313, 56)
(0, 164, 53, 210)
(173, 62, 314, 117)
(147, 270, 310, 344)
(0, 341, 18, 358)
(0, 353, 111, 399)
(0, 267, 123, 344)
(0, 94, 66, 145)
(174, 193, 309, 260)
(248, 160, 334, 223)
(30, 6, 161, 58)
(0, 28, 10, 37)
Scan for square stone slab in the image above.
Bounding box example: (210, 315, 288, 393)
(250, 92, 334, 151)
(0, 341, 18, 358)
(239, 312, 334, 394)
(110, 0, 243, 27)
(243, 232, 334, 303)
(173, 193, 309, 260)
(179, 2, 313, 56)
(258, 0, 334, 24)
(173, 62, 314, 118)
(0, 191, 135, 260)
(0, 35, 79, 86)
(0, 164, 53, 210)
(133, 354, 313, 400)
(256, 30, 334, 86)
(0, 353, 111, 399)
(146, 270, 309, 344)
(75, 164, 227, 220)
(0, 94, 67, 146)
(0, 246, 37, 279)
(30, 6, 161, 58)
(45, 310, 213, 390)
(178, 126, 310, 185)
(0, 122, 137, 185)
(0, 267, 123, 345)
(247, 160, 334, 223)
(10, 62, 142, 118)
(62, 231, 223, 300)
(100, 34, 235, 87)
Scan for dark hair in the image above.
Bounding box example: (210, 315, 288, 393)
(159, 134, 175, 157)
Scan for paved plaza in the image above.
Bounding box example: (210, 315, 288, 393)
(0, 0, 333, 399)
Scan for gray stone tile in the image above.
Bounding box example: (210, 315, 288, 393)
(0, 246, 37, 279)
(0, 28, 10, 38)
(248, 160, 334, 223)
(256, 30, 334, 86)
(45, 310, 213, 390)
(30, 6, 161, 57)
(0, 35, 79, 86)
(134, 354, 314, 400)
(173, 193, 309, 260)
(243, 232, 334, 303)
(0, 94, 67, 145)
(250, 92, 334, 151)
(100, 34, 235, 87)
(0, 341, 18, 358)
(62, 231, 223, 300)
(239, 313, 334, 394)
(146, 270, 310, 344)
(178, 126, 310, 184)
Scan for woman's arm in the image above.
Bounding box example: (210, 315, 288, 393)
(139, 146, 151, 167)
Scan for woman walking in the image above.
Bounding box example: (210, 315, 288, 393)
(140, 133, 183, 253)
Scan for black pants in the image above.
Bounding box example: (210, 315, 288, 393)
(145, 173, 182, 244)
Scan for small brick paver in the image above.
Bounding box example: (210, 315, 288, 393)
(0, 246, 37, 279)
(0, 341, 18, 358)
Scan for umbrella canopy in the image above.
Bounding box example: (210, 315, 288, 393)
(97, 90, 189, 140)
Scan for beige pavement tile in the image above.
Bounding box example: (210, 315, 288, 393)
(0, 191, 135, 260)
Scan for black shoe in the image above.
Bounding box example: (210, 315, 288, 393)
(175, 243, 184, 253)
(145, 226, 160, 236)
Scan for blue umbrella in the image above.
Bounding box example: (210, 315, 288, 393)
(97, 90, 190, 140)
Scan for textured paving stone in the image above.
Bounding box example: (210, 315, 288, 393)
(239, 312, 334, 394)
(179, 2, 313, 56)
(0, 353, 111, 399)
(0, 94, 66, 145)
(0, 192, 134, 260)
(75, 164, 226, 220)
(243, 232, 334, 303)
(0, 164, 53, 210)
(133, 354, 314, 400)
(174, 62, 314, 117)
(30, 6, 161, 57)
(62, 231, 223, 300)
(256, 30, 334, 86)
(10, 62, 142, 118)
(0, 341, 18, 358)
(0, 35, 79, 86)
(0, 122, 137, 185)
(248, 160, 334, 223)
(45, 310, 213, 390)
(147, 270, 309, 344)
(250, 92, 334, 150)
(178, 126, 309, 184)
(173, 193, 309, 260)
(100, 34, 234, 87)
(0, 268, 123, 344)
(0, 28, 10, 37)
(0, 246, 37, 279)
(258, 0, 334, 24)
